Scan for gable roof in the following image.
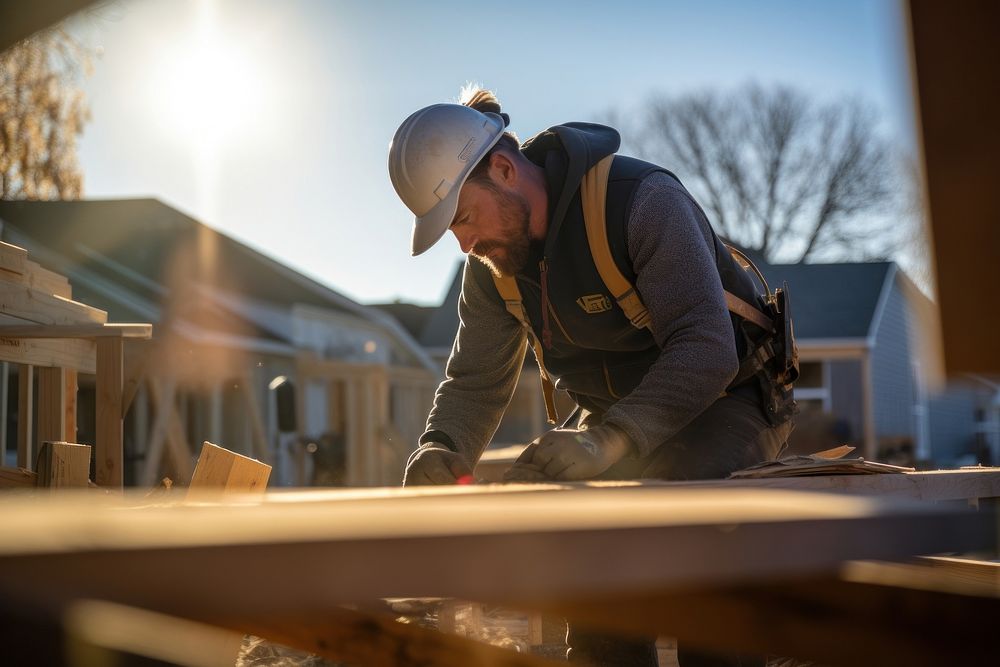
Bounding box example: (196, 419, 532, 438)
(759, 261, 894, 340)
(0, 198, 435, 369)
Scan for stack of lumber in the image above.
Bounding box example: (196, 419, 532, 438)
(0, 240, 107, 374)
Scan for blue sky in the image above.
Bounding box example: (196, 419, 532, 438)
(75, 0, 915, 306)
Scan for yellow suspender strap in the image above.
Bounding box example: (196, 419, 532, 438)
(581, 155, 775, 334)
(582, 155, 652, 330)
(491, 273, 559, 424)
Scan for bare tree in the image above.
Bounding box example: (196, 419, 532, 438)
(0, 27, 92, 200)
(622, 84, 899, 264)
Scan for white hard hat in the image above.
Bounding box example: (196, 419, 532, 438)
(388, 104, 507, 256)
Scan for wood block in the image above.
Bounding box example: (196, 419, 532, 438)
(35, 441, 92, 488)
(188, 442, 271, 494)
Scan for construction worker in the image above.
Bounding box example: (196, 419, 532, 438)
(388, 89, 796, 666)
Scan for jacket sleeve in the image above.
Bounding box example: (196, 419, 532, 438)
(601, 171, 739, 458)
(420, 257, 528, 465)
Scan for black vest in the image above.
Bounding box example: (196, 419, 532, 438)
(469, 154, 764, 416)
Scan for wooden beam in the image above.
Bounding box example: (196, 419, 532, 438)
(35, 367, 64, 456)
(35, 442, 91, 488)
(0, 487, 992, 618)
(188, 441, 271, 495)
(95, 337, 123, 488)
(0, 242, 27, 276)
(535, 566, 1000, 667)
(909, 0, 1000, 375)
(0, 261, 71, 299)
(64, 599, 244, 667)
(915, 555, 1000, 589)
(0, 284, 107, 325)
(0, 323, 152, 339)
(16, 364, 32, 469)
(63, 368, 77, 444)
(0, 336, 96, 374)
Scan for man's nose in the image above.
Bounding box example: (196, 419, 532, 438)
(453, 228, 477, 254)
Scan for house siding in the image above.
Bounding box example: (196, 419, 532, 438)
(869, 279, 917, 441)
(828, 359, 864, 445)
(927, 384, 985, 465)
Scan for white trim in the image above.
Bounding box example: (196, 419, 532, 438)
(866, 263, 899, 347)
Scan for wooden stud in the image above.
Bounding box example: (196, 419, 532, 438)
(95, 337, 124, 488)
(16, 364, 32, 469)
(35, 441, 91, 488)
(188, 441, 271, 495)
(64, 368, 77, 444)
(0, 242, 28, 275)
(36, 367, 64, 457)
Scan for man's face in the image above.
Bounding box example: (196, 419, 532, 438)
(450, 178, 532, 277)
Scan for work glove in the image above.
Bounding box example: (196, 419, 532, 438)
(503, 425, 634, 482)
(403, 443, 474, 486)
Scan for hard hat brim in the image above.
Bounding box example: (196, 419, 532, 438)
(410, 181, 462, 256)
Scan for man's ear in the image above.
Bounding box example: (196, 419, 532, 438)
(488, 150, 517, 186)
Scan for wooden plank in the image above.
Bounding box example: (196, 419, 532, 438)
(188, 441, 271, 495)
(25, 261, 71, 298)
(478, 450, 1000, 502)
(95, 337, 123, 488)
(64, 600, 245, 667)
(532, 565, 1000, 667)
(16, 364, 32, 469)
(0, 487, 991, 613)
(909, 0, 1000, 375)
(0, 263, 71, 299)
(0, 284, 107, 325)
(36, 367, 65, 455)
(916, 555, 1000, 589)
(35, 442, 91, 488)
(0, 466, 36, 488)
(0, 242, 27, 275)
(64, 368, 77, 444)
(0, 323, 152, 339)
(0, 335, 96, 373)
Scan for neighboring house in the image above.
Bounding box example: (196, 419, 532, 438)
(0, 199, 439, 487)
(390, 259, 998, 468)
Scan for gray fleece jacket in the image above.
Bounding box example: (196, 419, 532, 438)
(421, 151, 738, 465)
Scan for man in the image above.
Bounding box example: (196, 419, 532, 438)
(388, 89, 795, 666)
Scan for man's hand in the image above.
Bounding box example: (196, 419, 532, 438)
(503, 425, 634, 482)
(403, 443, 474, 486)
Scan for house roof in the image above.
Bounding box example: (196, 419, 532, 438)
(0, 198, 435, 369)
(419, 258, 898, 348)
(758, 261, 894, 340)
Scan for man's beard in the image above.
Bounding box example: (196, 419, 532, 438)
(471, 187, 532, 278)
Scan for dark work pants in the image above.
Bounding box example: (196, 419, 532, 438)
(566, 382, 793, 667)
